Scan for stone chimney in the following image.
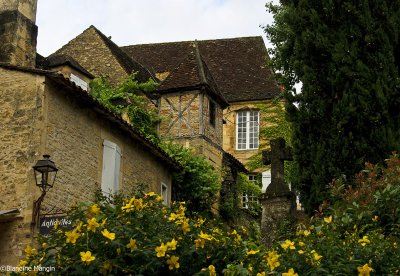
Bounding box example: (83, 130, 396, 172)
(0, 0, 38, 67)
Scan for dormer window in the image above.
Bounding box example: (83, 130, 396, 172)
(70, 73, 88, 91)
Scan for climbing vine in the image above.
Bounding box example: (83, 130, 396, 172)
(89, 73, 159, 142)
(246, 96, 293, 180)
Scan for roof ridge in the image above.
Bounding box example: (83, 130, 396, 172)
(194, 40, 207, 84)
(121, 36, 264, 48)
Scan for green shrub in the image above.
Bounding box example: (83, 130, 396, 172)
(16, 157, 400, 275)
(161, 142, 221, 215)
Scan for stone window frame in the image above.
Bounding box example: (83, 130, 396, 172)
(236, 109, 259, 150)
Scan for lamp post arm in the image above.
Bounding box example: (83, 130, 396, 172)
(31, 192, 46, 227)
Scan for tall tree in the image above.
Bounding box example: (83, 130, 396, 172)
(264, 0, 400, 213)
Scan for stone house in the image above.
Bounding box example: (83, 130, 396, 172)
(51, 26, 281, 196)
(49, 25, 248, 202)
(0, 0, 180, 266)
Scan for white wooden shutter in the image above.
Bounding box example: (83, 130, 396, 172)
(101, 140, 121, 196)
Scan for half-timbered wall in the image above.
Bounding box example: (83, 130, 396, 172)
(158, 90, 224, 170)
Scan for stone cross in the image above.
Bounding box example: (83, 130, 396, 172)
(262, 138, 293, 196)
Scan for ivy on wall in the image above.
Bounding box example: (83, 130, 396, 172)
(246, 96, 293, 180)
(89, 73, 159, 142)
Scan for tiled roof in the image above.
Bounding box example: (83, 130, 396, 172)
(122, 36, 280, 103)
(158, 43, 228, 108)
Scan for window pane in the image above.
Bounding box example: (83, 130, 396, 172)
(237, 111, 247, 149)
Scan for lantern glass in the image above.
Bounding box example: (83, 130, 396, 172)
(33, 155, 58, 193)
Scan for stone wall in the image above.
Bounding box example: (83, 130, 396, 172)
(54, 27, 128, 85)
(0, 0, 38, 67)
(42, 78, 173, 210)
(0, 68, 174, 265)
(0, 68, 45, 265)
(223, 100, 282, 171)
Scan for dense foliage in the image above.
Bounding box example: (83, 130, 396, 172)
(90, 74, 159, 142)
(264, 0, 400, 212)
(220, 172, 262, 221)
(17, 156, 400, 275)
(161, 142, 221, 215)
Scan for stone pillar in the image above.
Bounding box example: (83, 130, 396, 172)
(260, 138, 295, 246)
(260, 191, 296, 247)
(0, 0, 38, 67)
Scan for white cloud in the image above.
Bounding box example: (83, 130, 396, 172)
(36, 0, 274, 56)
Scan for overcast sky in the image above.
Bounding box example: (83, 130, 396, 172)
(36, 0, 276, 57)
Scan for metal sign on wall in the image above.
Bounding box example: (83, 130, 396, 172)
(39, 215, 73, 235)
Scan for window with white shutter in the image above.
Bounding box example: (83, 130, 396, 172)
(101, 140, 121, 196)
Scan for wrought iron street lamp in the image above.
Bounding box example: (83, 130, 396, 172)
(32, 155, 58, 226)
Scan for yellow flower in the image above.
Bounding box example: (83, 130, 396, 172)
(41, 243, 47, 249)
(199, 231, 213, 241)
(101, 218, 107, 226)
(169, 212, 181, 221)
(208, 265, 216, 276)
(121, 197, 136, 212)
(18, 260, 28, 267)
(311, 250, 322, 266)
(86, 217, 100, 232)
(166, 239, 178, 250)
(303, 229, 311, 236)
(246, 249, 260, 255)
(372, 215, 379, 222)
(298, 250, 305, 254)
(80, 251, 95, 265)
(75, 221, 83, 232)
(358, 236, 370, 246)
(126, 238, 137, 252)
(256, 272, 266, 276)
(298, 241, 305, 247)
(101, 229, 116, 241)
(281, 239, 296, 250)
(231, 230, 241, 243)
(282, 268, 298, 276)
(145, 191, 156, 197)
(265, 250, 280, 271)
(195, 238, 206, 249)
(357, 263, 373, 276)
(87, 204, 101, 215)
(166, 255, 180, 270)
(155, 242, 168, 257)
(181, 219, 191, 233)
(324, 216, 333, 224)
(194, 218, 206, 227)
(24, 245, 36, 257)
(65, 230, 80, 244)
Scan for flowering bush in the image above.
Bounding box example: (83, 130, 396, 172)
(16, 156, 400, 275)
(16, 192, 257, 275)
